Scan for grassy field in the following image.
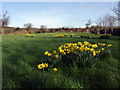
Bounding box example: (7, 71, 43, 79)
(2, 32, 120, 88)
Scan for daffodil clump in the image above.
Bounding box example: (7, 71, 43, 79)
(37, 63, 48, 69)
(44, 50, 59, 59)
(100, 34, 112, 36)
(44, 41, 112, 66)
(25, 34, 35, 37)
(100, 34, 111, 39)
(55, 34, 74, 38)
(55, 34, 65, 37)
(37, 62, 58, 71)
(69, 34, 74, 37)
(49, 33, 53, 35)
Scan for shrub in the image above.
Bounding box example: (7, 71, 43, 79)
(80, 35, 89, 38)
(100, 34, 111, 39)
(3, 29, 14, 34)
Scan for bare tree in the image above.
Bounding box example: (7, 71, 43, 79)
(95, 16, 107, 27)
(24, 23, 32, 31)
(39, 25, 47, 33)
(40, 25, 47, 30)
(0, 11, 10, 34)
(0, 11, 10, 28)
(95, 17, 102, 26)
(106, 15, 117, 27)
(85, 19, 92, 28)
(113, 1, 120, 26)
(96, 14, 117, 27)
(113, 1, 120, 17)
(95, 14, 117, 34)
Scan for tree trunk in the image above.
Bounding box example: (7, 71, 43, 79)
(97, 28, 100, 34)
(2, 27, 4, 35)
(105, 28, 107, 34)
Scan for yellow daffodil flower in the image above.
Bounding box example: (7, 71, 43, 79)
(44, 63, 48, 68)
(101, 48, 104, 51)
(44, 51, 49, 55)
(53, 50, 56, 54)
(55, 54, 59, 58)
(37, 64, 43, 69)
(47, 53, 52, 56)
(53, 68, 58, 71)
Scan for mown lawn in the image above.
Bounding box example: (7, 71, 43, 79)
(2, 32, 120, 88)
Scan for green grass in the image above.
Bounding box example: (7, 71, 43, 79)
(2, 32, 120, 88)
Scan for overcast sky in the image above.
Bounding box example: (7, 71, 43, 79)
(2, 2, 117, 28)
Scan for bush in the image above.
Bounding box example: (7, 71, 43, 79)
(80, 35, 89, 38)
(3, 29, 14, 34)
(100, 34, 111, 39)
